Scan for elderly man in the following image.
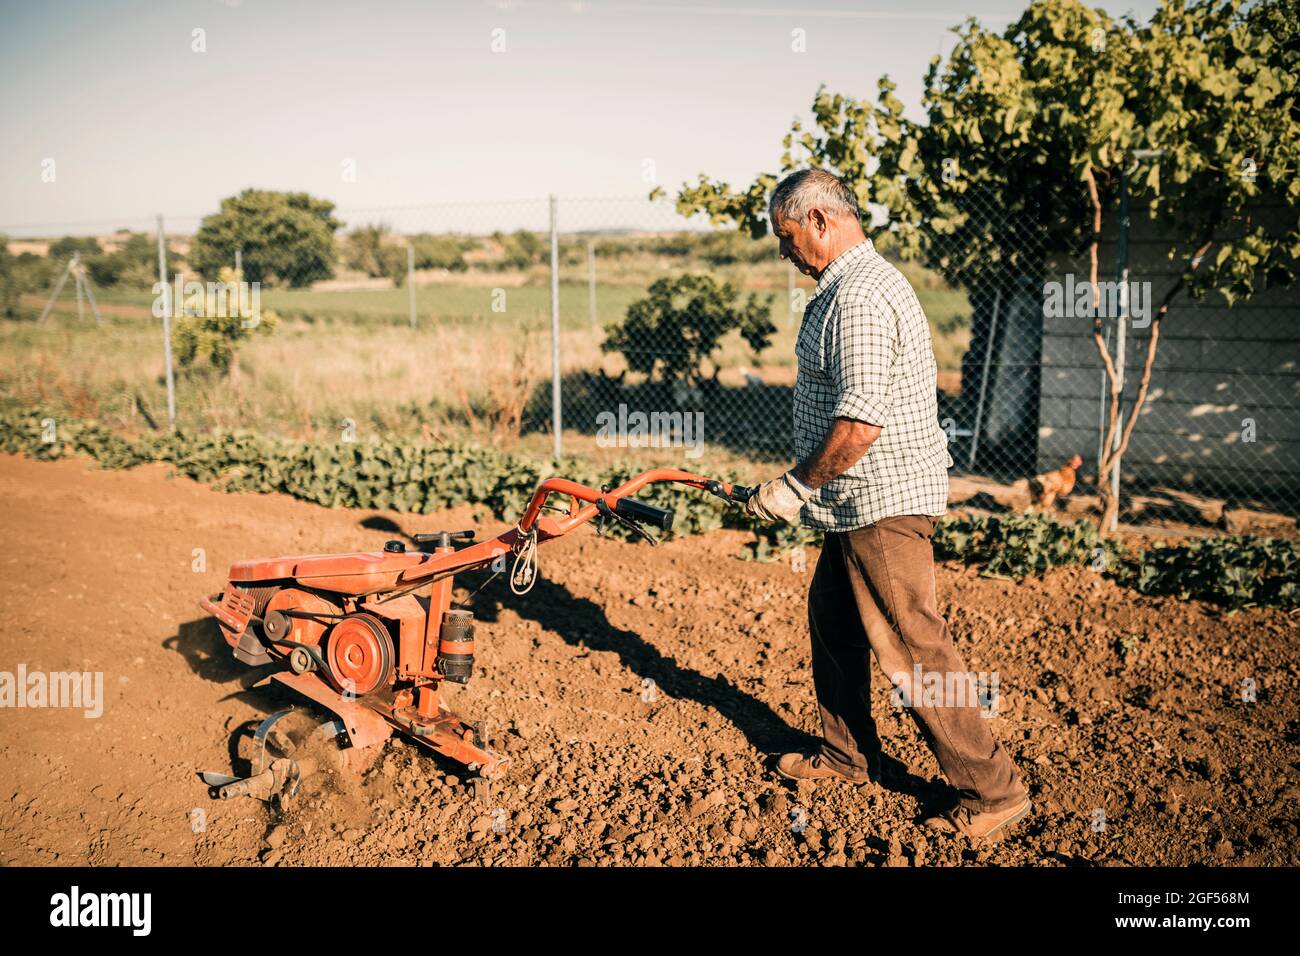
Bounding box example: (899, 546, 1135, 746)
(747, 169, 1030, 840)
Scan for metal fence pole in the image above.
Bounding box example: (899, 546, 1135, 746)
(74, 251, 84, 323)
(549, 195, 562, 458)
(407, 242, 417, 330)
(37, 256, 75, 323)
(1096, 324, 1109, 473)
(156, 214, 177, 431)
(587, 238, 597, 331)
(1109, 168, 1132, 532)
(79, 258, 103, 325)
(968, 287, 1002, 470)
(1111, 307, 1128, 530)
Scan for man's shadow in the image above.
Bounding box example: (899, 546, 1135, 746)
(468, 568, 815, 757)
(464, 562, 937, 806)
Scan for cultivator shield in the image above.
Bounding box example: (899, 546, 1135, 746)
(198, 469, 752, 801)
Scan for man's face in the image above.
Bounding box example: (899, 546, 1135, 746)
(773, 209, 835, 278)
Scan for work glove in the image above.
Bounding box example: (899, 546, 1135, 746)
(745, 470, 814, 523)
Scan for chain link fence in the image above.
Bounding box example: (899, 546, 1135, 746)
(2, 192, 1296, 533)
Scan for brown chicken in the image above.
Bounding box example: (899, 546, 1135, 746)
(1027, 454, 1084, 509)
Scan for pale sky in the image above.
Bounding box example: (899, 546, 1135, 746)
(0, 0, 1161, 235)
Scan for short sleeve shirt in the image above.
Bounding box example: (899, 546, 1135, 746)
(792, 238, 952, 531)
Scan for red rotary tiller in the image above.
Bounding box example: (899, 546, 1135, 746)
(199, 469, 752, 800)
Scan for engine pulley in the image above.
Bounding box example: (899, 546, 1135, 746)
(324, 613, 394, 698)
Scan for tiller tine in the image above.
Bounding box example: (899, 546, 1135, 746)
(198, 709, 344, 803)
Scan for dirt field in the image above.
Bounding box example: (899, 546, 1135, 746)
(0, 452, 1296, 867)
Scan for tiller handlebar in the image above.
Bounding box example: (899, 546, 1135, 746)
(386, 469, 755, 595)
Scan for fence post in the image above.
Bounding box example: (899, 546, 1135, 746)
(968, 287, 1002, 470)
(587, 237, 597, 331)
(37, 255, 75, 323)
(78, 254, 103, 325)
(407, 242, 417, 330)
(549, 195, 562, 458)
(74, 251, 84, 323)
(156, 214, 177, 431)
(1096, 324, 1109, 474)
(234, 247, 242, 275)
(1108, 170, 1131, 532)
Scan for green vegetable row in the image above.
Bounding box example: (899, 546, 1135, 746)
(2, 405, 1294, 609)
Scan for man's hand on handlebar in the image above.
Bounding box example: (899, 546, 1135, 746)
(745, 471, 814, 523)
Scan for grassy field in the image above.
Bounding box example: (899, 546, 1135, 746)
(2, 247, 971, 466)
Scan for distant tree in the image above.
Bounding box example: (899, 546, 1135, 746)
(410, 233, 468, 272)
(342, 223, 406, 281)
(695, 230, 774, 266)
(190, 189, 342, 287)
(82, 254, 124, 288)
(47, 236, 102, 259)
(491, 229, 547, 270)
(81, 232, 176, 288)
(0, 237, 21, 318)
(0, 239, 57, 319)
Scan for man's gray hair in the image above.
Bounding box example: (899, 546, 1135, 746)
(769, 169, 861, 226)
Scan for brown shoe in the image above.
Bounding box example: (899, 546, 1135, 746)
(923, 797, 1031, 840)
(775, 752, 872, 784)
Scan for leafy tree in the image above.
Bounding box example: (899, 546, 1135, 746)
(170, 267, 278, 376)
(0, 240, 58, 319)
(342, 223, 408, 282)
(670, 0, 1298, 530)
(47, 236, 102, 259)
(410, 233, 469, 272)
(1, 237, 17, 317)
(82, 232, 177, 288)
(344, 227, 472, 282)
(82, 253, 124, 288)
(190, 190, 342, 287)
(602, 273, 775, 386)
(490, 229, 547, 270)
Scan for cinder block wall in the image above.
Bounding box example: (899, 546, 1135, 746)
(1037, 202, 1299, 499)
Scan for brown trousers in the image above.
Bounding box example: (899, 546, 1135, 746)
(809, 514, 1025, 813)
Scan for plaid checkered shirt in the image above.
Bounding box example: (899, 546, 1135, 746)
(792, 237, 952, 531)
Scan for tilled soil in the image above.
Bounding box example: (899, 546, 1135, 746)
(0, 453, 1295, 867)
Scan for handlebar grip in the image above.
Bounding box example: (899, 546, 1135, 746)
(728, 484, 757, 504)
(413, 530, 474, 543)
(614, 496, 675, 531)
(704, 479, 757, 504)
